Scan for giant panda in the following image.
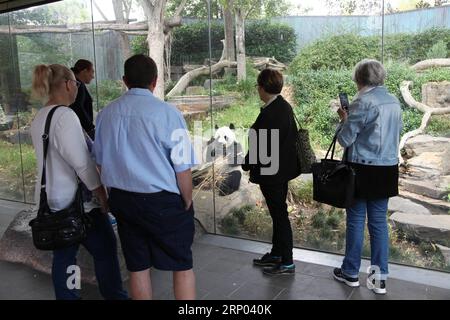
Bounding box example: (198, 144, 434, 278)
(201, 124, 244, 196)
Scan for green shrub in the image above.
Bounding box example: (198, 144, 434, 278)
(243, 206, 272, 239)
(220, 215, 240, 235)
(131, 20, 297, 65)
(94, 80, 124, 111)
(290, 28, 450, 72)
(290, 33, 380, 72)
(311, 210, 327, 229)
(426, 115, 450, 137)
(289, 179, 313, 204)
(290, 61, 450, 147)
(245, 20, 297, 63)
(426, 40, 449, 59)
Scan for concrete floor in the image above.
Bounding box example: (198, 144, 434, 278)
(0, 199, 449, 300)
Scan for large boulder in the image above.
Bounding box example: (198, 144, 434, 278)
(436, 244, 450, 266)
(401, 134, 450, 199)
(388, 197, 431, 215)
(389, 212, 450, 246)
(0, 209, 128, 285)
(422, 81, 450, 109)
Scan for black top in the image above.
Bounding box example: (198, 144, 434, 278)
(69, 80, 95, 139)
(350, 163, 399, 200)
(242, 95, 300, 185)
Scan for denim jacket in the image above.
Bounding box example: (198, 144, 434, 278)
(337, 86, 403, 166)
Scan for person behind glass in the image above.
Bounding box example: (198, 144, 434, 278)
(93, 54, 197, 300)
(70, 59, 95, 140)
(332, 59, 402, 295)
(242, 69, 300, 276)
(30, 64, 128, 300)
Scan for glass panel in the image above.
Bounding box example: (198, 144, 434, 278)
(383, 0, 450, 272)
(213, 0, 385, 254)
(9, 0, 96, 203)
(0, 12, 25, 201)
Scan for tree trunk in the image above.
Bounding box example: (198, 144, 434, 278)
(223, 5, 235, 62)
(399, 80, 450, 164)
(140, 0, 166, 99)
(0, 34, 22, 114)
(112, 0, 126, 23)
(235, 9, 246, 81)
(166, 60, 237, 98)
(113, 0, 132, 64)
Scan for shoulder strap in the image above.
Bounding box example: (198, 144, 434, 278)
(38, 105, 65, 215)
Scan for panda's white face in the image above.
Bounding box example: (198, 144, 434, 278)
(214, 126, 236, 147)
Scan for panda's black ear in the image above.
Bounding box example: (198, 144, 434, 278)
(215, 124, 219, 130)
(229, 123, 235, 130)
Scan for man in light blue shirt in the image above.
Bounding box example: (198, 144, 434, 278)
(93, 54, 197, 300)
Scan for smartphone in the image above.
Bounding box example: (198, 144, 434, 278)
(339, 92, 350, 112)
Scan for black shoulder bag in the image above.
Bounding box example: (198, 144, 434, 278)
(29, 105, 91, 250)
(292, 109, 316, 173)
(311, 133, 355, 208)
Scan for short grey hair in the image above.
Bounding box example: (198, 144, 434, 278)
(352, 59, 386, 87)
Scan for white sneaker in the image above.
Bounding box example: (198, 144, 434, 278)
(367, 277, 387, 295)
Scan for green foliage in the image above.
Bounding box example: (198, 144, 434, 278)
(290, 69, 353, 147)
(220, 204, 272, 240)
(426, 115, 450, 137)
(289, 179, 314, 204)
(131, 20, 297, 65)
(427, 40, 449, 59)
(290, 61, 450, 148)
(93, 80, 125, 111)
(245, 20, 297, 63)
(290, 33, 380, 72)
(290, 28, 450, 72)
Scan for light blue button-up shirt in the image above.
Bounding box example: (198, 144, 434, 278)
(93, 88, 197, 194)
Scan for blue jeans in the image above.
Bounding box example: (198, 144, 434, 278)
(52, 209, 128, 300)
(341, 198, 389, 281)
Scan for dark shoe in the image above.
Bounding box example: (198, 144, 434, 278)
(263, 264, 295, 276)
(253, 252, 282, 267)
(333, 268, 360, 287)
(367, 274, 387, 295)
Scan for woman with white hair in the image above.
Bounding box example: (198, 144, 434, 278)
(332, 59, 403, 295)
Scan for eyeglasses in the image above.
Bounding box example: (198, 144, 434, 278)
(66, 79, 81, 88)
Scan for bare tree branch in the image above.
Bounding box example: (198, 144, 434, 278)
(93, 0, 109, 21)
(412, 58, 450, 71)
(399, 80, 450, 164)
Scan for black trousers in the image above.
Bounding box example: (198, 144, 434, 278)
(259, 182, 293, 265)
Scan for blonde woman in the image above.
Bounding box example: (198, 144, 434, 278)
(30, 64, 128, 300)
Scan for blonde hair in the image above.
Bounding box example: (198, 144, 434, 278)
(32, 64, 74, 101)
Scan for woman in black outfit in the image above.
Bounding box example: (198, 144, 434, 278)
(242, 69, 300, 276)
(70, 59, 96, 140)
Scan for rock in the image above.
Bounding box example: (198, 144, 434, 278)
(0, 209, 128, 285)
(400, 177, 450, 200)
(0, 120, 14, 131)
(400, 190, 450, 215)
(185, 86, 205, 95)
(388, 197, 431, 215)
(404, 135, 450, 158)
(422, 81, 450, 109)
(193, 172, 265, 232)
(389, 212, 450, 246)
(0, 126, 33, 145)
(401, 134, 450, 200)
(436, 244, 450, 266)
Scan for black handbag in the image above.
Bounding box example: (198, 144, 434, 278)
(292, 110, 316, 173)
(311, 133, 355, 209)
(29, 105, 91, 251)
